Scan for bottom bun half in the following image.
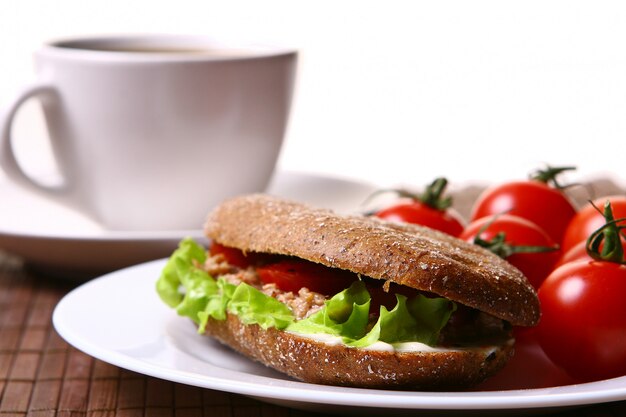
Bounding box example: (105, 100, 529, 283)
(203, 314, 514, 390)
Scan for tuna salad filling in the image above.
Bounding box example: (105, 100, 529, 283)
(157, 238, 511, 350)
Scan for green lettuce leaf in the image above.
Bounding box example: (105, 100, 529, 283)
(348, 294, 455, 347)
(156, 237, 207, 308)
(288, 282, 455, 348)
(156, 238, 294, 332)
(175, 267, 218, 322)
(406, 294, 457, 344)
(228, 282, 294, 330)
(197, 278, 237, 332)
(286, 281, 371, 339)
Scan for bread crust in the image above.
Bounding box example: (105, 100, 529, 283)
(205, 314, 513, 389)
(204, 194, 540, 326)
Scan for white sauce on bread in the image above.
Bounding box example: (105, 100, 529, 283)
(287, 331, 507, 354)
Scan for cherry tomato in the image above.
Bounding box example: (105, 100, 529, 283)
(373, 177, 465, 237)
(557, 236, 626, 268)
(460, 214, 559, 289)
(555, 240, 593, 268)
(561, 195, 626, 254)
(376, 202, 465, 237)
(471, 181, 576, 244)
(537, 260, 626, 382)
(257, 260, 356, 295)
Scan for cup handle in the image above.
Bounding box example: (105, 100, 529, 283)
(0, 81, 71, 200)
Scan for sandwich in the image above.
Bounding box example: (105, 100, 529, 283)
(156, 194, 540, 389)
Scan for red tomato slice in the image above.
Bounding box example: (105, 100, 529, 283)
(209, 243, 257, 268)
(257, 260, 356, 295)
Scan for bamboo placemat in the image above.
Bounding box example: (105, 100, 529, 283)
(0, 260, 323, 417)
(1, 257, 625, 417)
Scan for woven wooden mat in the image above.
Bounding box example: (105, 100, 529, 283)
(1, 260, 625, 417)
(0, 263, 329, 417)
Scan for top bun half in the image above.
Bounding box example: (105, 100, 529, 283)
(204, 194, 540, 327)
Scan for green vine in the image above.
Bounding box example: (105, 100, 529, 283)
(529, 165, 576, 189)
(585, 200, 626, 264)
(472, 214, 558, 259)
(364, 177, 453, 211)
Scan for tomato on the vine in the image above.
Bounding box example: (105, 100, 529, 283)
(561, 195, 626, 254)
(555, 240, 593, 267)
(460, 214, 559, 289)
(374, 177, 465, 237)
(257, 260, 356, 296)
(537, 201, 626, 382)
(557, 236, 626, 268)
(376, 203, 465, 237)
(470, 166, 577, 244)
(537, 261, 626, 381)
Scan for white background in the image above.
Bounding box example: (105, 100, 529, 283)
(1, 0, 626, 189)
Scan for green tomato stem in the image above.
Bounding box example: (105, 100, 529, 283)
(418, 177, 452, 210)
(472, 212, 558, 258)
(529, 165, 576, 189)
(473, 232, 558, 259)
(586, 200, 626, 264)
(363, 177, 453, 212)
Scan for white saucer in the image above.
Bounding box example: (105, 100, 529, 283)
(0, 170, 376, 277)
(53, 260, 626, 415)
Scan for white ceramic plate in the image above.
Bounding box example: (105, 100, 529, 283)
(0, 170, 375, 277)
(53, 259, 626, 416)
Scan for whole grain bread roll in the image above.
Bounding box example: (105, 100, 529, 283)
(198, 193, 540, 389)
(204, 193, 540, 326)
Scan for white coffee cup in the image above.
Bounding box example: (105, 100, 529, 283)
(0, 35, 297, 231)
